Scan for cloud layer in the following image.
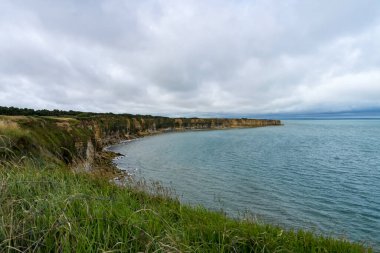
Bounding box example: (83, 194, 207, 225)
(1, 0, 380, 115)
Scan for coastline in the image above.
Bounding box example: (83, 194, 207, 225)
(0, 114, 281, 179)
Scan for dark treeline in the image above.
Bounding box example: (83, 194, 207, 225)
(0, 106, 166, 119)
(0, 106, 82, 116)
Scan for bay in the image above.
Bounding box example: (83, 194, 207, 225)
(109, 120, 380, 247)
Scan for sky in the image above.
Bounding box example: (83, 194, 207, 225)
(1, 0, 380, 116)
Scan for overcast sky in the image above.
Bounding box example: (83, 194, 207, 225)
(1, 0, 380, 116)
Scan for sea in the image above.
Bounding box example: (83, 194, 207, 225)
(108, 120, 380, 247)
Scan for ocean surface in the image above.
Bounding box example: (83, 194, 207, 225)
(109, 120, 380, 247)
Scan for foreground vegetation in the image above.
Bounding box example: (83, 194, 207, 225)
(0, 162, 371, 252)
(0, 112, 372, 252)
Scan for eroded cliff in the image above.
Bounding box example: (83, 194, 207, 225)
(0, 115, 281, 171)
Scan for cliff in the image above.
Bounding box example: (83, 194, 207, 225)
(0, 115, 281, 172)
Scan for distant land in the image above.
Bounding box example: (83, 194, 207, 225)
(170, 108, 380, 120)
(252, 109, 380, 120)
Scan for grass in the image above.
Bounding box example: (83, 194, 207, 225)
(0, 161, 371, 252)
(0, 116, 92, 166)
(0, 120, 25, 139)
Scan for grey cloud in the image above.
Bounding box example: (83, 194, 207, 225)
(1, 0, 380, 115)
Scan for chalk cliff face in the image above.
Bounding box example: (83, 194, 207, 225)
(0, 115, 281, 170)
(79, 117, 281, 149)
(75, 117, 280, 171)
(75, 116, 281, 166)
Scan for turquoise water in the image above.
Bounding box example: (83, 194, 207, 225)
(109, 120, 380, 247)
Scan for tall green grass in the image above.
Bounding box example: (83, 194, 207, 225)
(0, 162, 371, 252)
